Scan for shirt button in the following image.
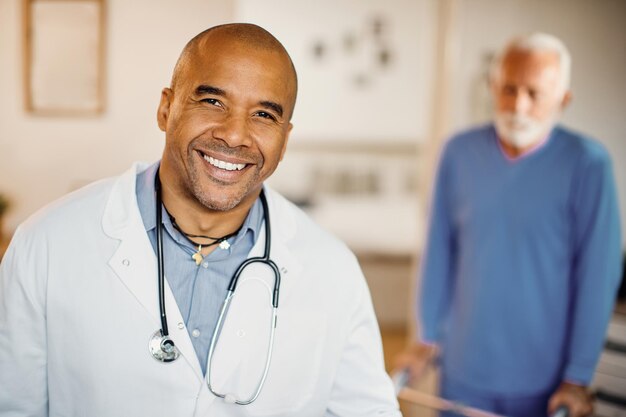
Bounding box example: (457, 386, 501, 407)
(202, 262, 209, 268)
(192, 329, 201, 338)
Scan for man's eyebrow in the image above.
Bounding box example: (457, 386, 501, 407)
(194, 85, 226, 96)
(260, 101, 283, 118)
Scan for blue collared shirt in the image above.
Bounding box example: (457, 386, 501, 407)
(135, 162, 263, 375)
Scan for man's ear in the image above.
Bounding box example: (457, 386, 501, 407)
(279, 123, 293, 162)
(157, 88, 174, 132)
(560, 90, 573, 110)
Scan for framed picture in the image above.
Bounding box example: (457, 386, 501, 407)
(22, 0, 106, 115)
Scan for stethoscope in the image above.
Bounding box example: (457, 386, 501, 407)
(148, 172, 281, 405)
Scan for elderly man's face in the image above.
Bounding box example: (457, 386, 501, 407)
(492, 49, 569, 149)
(157, 35, 295, 212)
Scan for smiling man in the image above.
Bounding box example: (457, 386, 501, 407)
(0, 24, 400, 416)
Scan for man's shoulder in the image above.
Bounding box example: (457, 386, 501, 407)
(451, 123, 494, 140)
(435, 124, 496, 166)
(265, 188, 358, 261)
(445, 123, 495, 151)
(16, 171, 125, 238)
(264, 188, 367, 303)
(553, 125, 613, 166)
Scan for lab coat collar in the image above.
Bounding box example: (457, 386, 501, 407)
(103, 163, 202, 378)
(101, 163, 303, 395)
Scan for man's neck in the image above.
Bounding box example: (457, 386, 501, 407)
(498, 133, 551, 159)
(159, 181, 255, 242)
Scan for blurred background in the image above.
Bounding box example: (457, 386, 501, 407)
(0, 0, 624, 415)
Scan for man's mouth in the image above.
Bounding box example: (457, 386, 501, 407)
(202, 154, 247, 171)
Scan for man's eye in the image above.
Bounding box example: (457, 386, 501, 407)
(502, 85, 516, 96)
(201, 98, 222, 107)
(256, 111, 276, 121)
(528, 90, 541, 101)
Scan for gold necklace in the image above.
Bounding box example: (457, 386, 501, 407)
(190, 237, 233, 265)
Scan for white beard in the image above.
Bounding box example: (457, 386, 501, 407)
(494, 112, 556, 149)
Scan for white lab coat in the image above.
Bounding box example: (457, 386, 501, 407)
(0, 163, 400, 417)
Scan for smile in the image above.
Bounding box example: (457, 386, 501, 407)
(203, 154, 247, 171)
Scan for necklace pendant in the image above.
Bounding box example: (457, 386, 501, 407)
(219, 240, 230, 250)
(192, 245, 203, 265)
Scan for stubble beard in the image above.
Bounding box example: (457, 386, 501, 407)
(185, 142, 264, 212)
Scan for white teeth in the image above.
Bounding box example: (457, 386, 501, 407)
(204, 155, 246, 171)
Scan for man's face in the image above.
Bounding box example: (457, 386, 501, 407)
(492, 49, 569, 148)
(157, 35, 295, 212)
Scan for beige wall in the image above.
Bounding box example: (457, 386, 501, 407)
(0, 0, 235, 232)
(0, 0, 624, 248)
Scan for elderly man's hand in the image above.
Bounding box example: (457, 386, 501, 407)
(393, 342, 439, 385)
(548, 382, 594, 417)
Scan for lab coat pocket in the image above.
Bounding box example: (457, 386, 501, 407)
(245, 307, 327, 416)
(209, 275, 327, 415)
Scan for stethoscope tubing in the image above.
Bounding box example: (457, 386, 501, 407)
(155, 172, 169, 337)
(206, 294, 278, 405)
(206, 190, 279, 403)
(153, 169, 280, 404)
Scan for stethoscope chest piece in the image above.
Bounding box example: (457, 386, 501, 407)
(149, 329, 180, 362)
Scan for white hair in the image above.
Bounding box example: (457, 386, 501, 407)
(490, 32, 572, 96)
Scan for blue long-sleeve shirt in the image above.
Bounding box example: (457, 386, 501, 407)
(419, 124, 621, 395)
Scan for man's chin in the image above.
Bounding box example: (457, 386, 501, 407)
(503, 133, 539, 148)
(495, 123, 551, 149)
(495, 115, 556, 149)
(193, 182, 258, 212)
(196, 191, 243, 212)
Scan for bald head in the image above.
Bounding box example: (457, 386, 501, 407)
(170, 24, 298, 117)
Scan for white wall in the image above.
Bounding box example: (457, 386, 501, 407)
(446, 0, 626, 244)
(0, 0, 235, 232)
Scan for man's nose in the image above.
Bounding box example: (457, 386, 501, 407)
(212, 113, 252, 147)
(512, 91, 532, 114)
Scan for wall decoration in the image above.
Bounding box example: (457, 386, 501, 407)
(309, 14, 395, 89)
(23, 0, 106, 115)
(236, 0, 437, 144)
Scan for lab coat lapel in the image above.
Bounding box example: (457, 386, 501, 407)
(103, 164, 203, 380)
(207, 189, 303, 396)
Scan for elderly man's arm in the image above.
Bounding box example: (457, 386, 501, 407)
(549, 145, 622, 417)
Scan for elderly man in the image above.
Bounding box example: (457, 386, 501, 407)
(0, 24, 400, 416)
(397, 33, 621, 417)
